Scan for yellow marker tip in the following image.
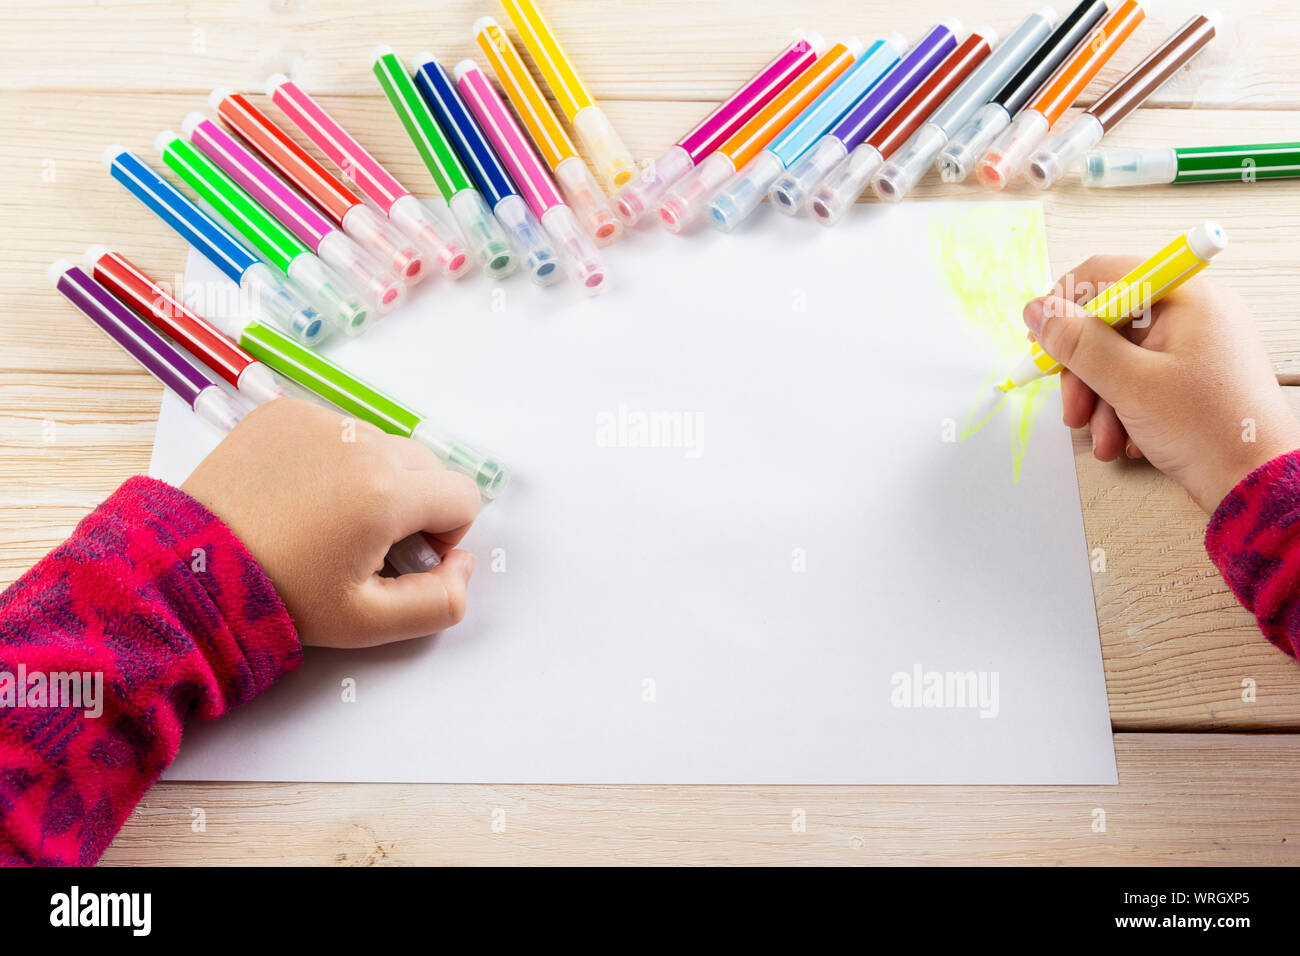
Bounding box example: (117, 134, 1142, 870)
(996, 379, 1015, 393)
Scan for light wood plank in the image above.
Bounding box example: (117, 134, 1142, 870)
(4, 374, 1299, 731)
(0, 1, 1288, 108)
(5, 93, 1300, 373)
(96, 734, 1300, 865)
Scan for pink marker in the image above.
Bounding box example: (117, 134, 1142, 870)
(182, 112, 406, 313)
(611, 32, 826, 226)
(264, 73, 469, 279)
(454, 59, 607, 296)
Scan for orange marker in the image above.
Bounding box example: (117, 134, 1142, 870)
(658, 37, 866, 232)
(977, 0, 1146, 188)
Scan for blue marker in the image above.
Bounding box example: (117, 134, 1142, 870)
(707, 33, 905, 232)
(771, 21, 963, 214)
(408, 50, 559, 286)
(102, 145, 328, 345)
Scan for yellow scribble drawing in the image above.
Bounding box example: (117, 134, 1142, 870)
(928, 204, 1055, 482)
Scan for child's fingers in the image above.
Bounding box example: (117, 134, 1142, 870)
(1060, 369, 1096, 429)
(1023, 295, 1155, 401)
(387, 464, 481, 540)
(358, 550, 476, 644)
(1089, 400, 1127, 462)
(1125, 439, 1144, 460)
(1053, 254, 1145, 304)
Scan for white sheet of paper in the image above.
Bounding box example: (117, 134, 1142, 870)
(152, 200, 1116, 784)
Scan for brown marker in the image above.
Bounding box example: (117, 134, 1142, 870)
(1027, 10, 1223, 187)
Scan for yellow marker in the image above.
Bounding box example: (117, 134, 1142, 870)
(474, 15, 621, 245)
(998, 220, 1228, 390)
(499, 0, 637, 189)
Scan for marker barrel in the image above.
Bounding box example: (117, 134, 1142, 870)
(1081, 143, 1300, 187)
(185, 114, 405, 314)
(771, 22, 960, 213)
(50, 262, 245, 432)
(500, 0, 634, 187)
(85, 246, 285, 404)
(1027, 12, 1222, 188)
(875, 7, 1059, 202)
(659, 38, 862, 232)
(708, 34, 902, 232)
(811, 29, 998, 223)
(266, 74, 468, 279)
(103, 146, 326, 345)
(1003, 221, 1227, 388)
(612, 34, 822, 225)
(230, 317, 511, 498)
(213, 89, 432, 284)
(978, 0, 1146, 188)
(473, 17, 622, 244)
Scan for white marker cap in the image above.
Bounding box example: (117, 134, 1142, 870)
(802, 31, 829, 55)
(264, 73, 290, 96)
(410, 51, 438, 73)
(153, 130, 178, 155)
(181, 111, 206, 138)
(940, 17, 964, 37)
(843, 35, 867, 58)
(47, 259, 74, 287)
(208, 87, 234, 110)
(370, 43, 395, 67)
(453, 59, 479, 83)
(1188, 220, 1228, 260)
(82, 244, 109, 270)
(975, 23, 999, 47)
(102, 143, 125, 169)
(472, 15, 499, 35)
(1037, 7, 1060, 29)
(1205, 8, 1225, 32)
(884, 31, 906, 52)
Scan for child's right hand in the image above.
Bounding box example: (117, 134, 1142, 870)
(1021, 256, 1300, 513)
(181, 397, 482, 648)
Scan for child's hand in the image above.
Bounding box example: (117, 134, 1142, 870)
(1022, 256, 1300, 512)
(182, 397, 480, 647)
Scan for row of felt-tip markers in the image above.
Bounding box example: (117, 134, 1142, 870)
(44, 2, 1300, 555)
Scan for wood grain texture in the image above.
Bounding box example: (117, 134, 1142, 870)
(97, 735, 1300, 865)
(0, 1, 1287, 107)
(2, 0, 1299, 866)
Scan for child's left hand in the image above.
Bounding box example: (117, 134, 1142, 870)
(182, 397, 481, 648)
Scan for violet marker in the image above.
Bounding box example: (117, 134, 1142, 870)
(181, 112, 407, 314)
(612, 31, 826, 226)
(769, 20, 961, 214)
(48, 260, 245, 433)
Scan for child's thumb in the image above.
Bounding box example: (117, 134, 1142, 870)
(1022, 296, 1150, 400)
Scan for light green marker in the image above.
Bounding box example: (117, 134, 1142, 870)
(371, 44, 516, 279)
(209, 308, 509, 498)
(154, 130, 373, 337)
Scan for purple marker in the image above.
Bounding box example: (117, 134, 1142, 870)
(180, 112, 405, 314)
(769, 20, 962, 213)
(612, 31, 827, 225)
(47, 260, 244, 433)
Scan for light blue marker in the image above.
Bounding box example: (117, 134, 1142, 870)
(103, 144, 329, 346)
(707, 33, 905, 232)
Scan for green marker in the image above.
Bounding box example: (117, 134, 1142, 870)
(208, 308, 510, 498)
(371, 44, 516, 279)
(1082, 142, 1300, 187)
(153, 130, 373, 337)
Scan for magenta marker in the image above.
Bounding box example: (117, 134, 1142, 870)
(48, 260, 244, 433)
(181, 112, 406, 314)
(612, 32, 826, 226)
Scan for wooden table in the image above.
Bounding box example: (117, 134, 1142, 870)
(1, 0, 1297, 865)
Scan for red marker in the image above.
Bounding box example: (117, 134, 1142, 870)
(83, 246, 285, 405)
(209, 88, 434, 283)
